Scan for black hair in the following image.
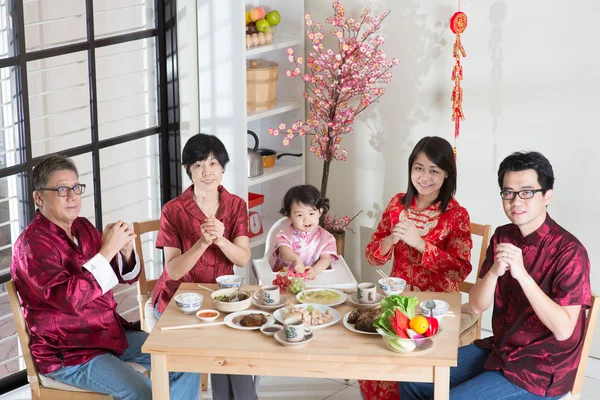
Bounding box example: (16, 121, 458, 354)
(402, 136, 457, 212)
(497, 151, 554, 192)
(280, 185, 330, 216)
(181, 133, 230, 179)
(32, 155, 79, 190)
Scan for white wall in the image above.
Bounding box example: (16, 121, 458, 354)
(305, 0, 600, 357)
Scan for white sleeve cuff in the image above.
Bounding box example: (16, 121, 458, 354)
(118, 251, 141, 281)
(83, 254, 119, 295)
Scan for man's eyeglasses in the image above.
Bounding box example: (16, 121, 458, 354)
(500, 189, 544, 200)
(36, 184, 86, 197)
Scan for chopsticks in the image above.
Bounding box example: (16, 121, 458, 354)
(161, 321, 225, 331)
(197, 284, 215, 293)
(376, 269, 402, 291)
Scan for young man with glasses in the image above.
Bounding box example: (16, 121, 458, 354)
(400, 151, 592, 400)
(10, 155, 200, 399)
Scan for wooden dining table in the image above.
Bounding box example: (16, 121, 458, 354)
(142, 283, 462, 399)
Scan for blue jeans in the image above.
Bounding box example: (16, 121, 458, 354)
(46, 329, 200, 400)
(400, 344, 563, 400)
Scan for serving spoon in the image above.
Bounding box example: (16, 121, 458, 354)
(425, 299, 436, 317)
(230, 278, 245, 302)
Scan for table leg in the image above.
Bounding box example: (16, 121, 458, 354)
(433, 366, 450, 400)
(151, 354, 170, 400)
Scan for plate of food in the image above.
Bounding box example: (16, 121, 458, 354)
(343, 309, 381, 335)
(273, 304, 341, 330)
(223, 310, 274, 330)
(296, 289, 347, 307)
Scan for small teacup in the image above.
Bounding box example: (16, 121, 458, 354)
(253, 285, 280, 305)
(357, 282, 377, 304)
(283, 320, 312, 343)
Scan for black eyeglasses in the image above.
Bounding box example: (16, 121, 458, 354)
(36, 184, 86, 197)
(500, 189, 544, 200)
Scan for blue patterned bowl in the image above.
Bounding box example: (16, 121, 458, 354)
(174, 292, 203, 314)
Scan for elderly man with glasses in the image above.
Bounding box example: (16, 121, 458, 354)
(400, 151, 592, 400)
(10, 154, 200, 400)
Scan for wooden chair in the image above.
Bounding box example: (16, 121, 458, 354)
(7, 280, 147, 400)
(458, 222, 492, 346)
(133, 219, 161, 333)
(133, 219, 209, 393)
(563, 294, 599, 399)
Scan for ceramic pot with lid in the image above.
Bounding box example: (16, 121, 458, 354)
(247, 130, 264, 178)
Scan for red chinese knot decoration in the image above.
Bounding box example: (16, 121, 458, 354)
(450, 11, 467, 157)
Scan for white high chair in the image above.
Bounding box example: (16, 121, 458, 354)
(251, 217, 358, 290)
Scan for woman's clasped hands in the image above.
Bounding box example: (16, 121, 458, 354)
(389, 221, 425, 251)
(200, 215, 225, 246)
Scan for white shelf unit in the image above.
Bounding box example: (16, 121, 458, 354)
(247, 99, 302, 122)
(249, 216, 278, 248)
(247, 158, 302, 186)
(245, 35, 303, 57)
(198, 0, 306, 280)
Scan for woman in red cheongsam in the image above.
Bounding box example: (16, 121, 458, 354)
(359, 136, 473, 400)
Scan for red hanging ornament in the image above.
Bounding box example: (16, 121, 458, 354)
(450, 10, 467, 158)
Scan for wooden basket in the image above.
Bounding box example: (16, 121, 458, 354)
(247, 59, 278, 111)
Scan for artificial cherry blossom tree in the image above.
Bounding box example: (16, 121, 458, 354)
(270, 1, 398, 201)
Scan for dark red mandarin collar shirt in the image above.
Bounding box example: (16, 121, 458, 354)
(10, 212, 137, 374)
(476, 214, 592, 397)
(152, 185, 248, 312)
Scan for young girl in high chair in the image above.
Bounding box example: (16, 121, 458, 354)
(272, 185, 339, 279)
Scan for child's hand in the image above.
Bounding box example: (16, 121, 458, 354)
(293, 259, 306, 273)
(305, 266, 317, 279)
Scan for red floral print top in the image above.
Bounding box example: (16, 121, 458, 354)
(365, 193, 473, 292)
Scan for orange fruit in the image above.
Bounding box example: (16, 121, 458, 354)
(409, 316, 429, 335)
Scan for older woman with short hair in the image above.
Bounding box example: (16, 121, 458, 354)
(10, 154, 200, 399)
(152, 133, 255, 400)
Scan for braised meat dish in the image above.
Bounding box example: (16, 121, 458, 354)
(239, 313, 268, 327)
(347, 308, 382, 333)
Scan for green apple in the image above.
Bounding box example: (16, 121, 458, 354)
(265, 10, 281, 26)
(255, 19, 271, 33)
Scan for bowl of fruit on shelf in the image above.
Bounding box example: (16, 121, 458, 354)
(373, 295, 442, 353)
(245, 7, 281, 48)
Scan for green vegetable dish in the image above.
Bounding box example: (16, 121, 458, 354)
(214, 293, 248, 302)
